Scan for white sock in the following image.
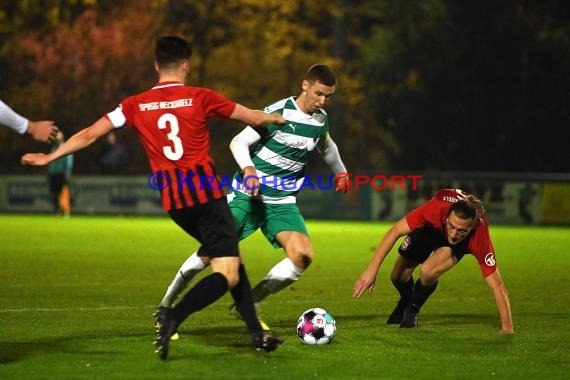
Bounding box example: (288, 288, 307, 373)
(160, 251, 206, 307)
(252, 258, 304, 304)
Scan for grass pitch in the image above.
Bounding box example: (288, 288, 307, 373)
(0, 215, 569, 379)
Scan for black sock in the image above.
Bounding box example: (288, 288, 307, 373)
(172, 272, 229, 325)
(394, 276, 414, 303)
(409, 279, 438, 310)
(230, 264, 262, 334)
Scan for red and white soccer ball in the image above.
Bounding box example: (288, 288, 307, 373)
(296, 307, 336, 345)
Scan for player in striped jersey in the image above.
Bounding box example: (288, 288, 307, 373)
(159, 65, 349, 329)
(21, 35, 285, 359)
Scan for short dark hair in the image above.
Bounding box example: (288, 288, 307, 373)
(305, 64, 336, 86)
(450, 195, 484, 222)
(155, 36, 192, 67)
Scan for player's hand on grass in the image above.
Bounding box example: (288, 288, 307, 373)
(352, 270, 377, 298)
(21, 153, 51, 166)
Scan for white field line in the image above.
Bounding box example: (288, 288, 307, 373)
(0, 305, 156, 313)
(0, 298, 307, 314)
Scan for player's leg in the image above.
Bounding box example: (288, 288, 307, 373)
(209, 253, 282, 351)
(155, 199, 237, 359)
(395, 228, 444, 327)
(400, 246, 458, 328)
(59, 183, 71, 216)
(48, 174, 63, 213)
(386, 254, 418, 324)
(159, 191, 255, 307)
(412, 245, 458, 307)
(155, 198, 281, 359)
(172, 255, 238, 320)
(159, 252, 209, 307)
(155, 255, 241, 360)
(228, 259, 283, 347)
(251, 230, 312, 304)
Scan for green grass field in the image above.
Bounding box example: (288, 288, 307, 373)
(0, 215, 569, 379)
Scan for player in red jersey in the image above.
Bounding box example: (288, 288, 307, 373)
(21, 35, 285, 359)
(353, 189, 514, 334)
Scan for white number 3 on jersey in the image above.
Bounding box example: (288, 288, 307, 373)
(158, 113, 183, 160)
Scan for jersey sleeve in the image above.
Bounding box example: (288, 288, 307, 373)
(0, 100, 28, 134)
(320, 112, 330, 137)
(200, 88, 236, 119)
(468, 221, 498, 278)
(106, 105, 127, 128)
(405, 198, 443, 230)
(105, 97, 135, 129)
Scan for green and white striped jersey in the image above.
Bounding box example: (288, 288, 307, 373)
(232, 96, 329, 204)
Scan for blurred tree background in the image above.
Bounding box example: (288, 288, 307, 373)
(1, 0, 568, 175)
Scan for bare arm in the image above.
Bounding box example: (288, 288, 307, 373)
(484, 268, 514, 334)
(353, 217, 411, 298)
(21, 117, 115, 166)
(229, 104, 284, 127)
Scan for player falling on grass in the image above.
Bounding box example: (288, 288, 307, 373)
(158, 64, 349, 330)
(1, 99, 59, 143)
(20, 35, 285, 360)
(352, 188, 514, 334)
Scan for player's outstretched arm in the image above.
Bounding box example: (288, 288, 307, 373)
(21, 117, 115, 167)
(230, 104, 284, 127)
(352, 217, 410, 298)
(484, 268, 514, 334)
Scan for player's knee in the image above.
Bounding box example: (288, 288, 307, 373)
(287, 248, 313, 270)
(303, 253, 313, 268)
(212, 263, 240, 288)
(419, 266, 440, 284)
(224, 271, 239, 288)
(297, 251, 313, 269)
(390, 272, 408, 285)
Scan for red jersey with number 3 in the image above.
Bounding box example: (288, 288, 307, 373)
(105, 81, 236, 211)
(405, 188, 497, 277)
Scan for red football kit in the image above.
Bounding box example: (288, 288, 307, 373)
(105, 81, 236, 211)
(405, 189, 497, 277)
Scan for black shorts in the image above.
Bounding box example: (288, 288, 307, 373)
(397, 227, 469, 264)
(168, 197, 239, 258)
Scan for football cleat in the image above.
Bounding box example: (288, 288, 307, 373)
(386, 299, 409, 324)
(251, 330, 284, 352)
(399, 304, 420, 328)
(154, 307, 180, 340)
(257, 319, 271, 332)
(153, 306, 178, 360)
(229, 303, 271, 332)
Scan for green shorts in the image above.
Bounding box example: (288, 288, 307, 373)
(228, 191, 308, 248)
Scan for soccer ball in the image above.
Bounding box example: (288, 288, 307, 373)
(296, 307, 336, 345)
